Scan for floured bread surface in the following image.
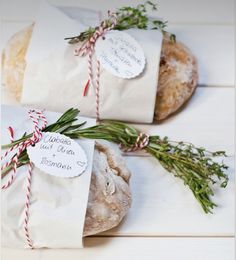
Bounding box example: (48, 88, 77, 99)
(154, 35, 198, 121)
(2, 24, 198, 121)
(84, 141, 131, 236)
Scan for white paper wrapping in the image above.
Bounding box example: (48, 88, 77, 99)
(21, 1, 163, 123)
(1, 105, 96, 248)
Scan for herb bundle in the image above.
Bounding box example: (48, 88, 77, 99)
(2, 108, 228, 214)
(65, 1, 176, 44)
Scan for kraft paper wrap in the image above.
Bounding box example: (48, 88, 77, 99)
(21, 1, 163, 123)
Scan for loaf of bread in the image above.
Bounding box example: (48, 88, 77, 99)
(84, 141, 131, 236)
(2, 24, 198, 121)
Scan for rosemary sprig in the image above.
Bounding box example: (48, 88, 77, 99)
(2, 109, 228, 213)
(64, 1, 176, 44)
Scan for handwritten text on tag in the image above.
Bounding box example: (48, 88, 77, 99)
(27, 132, 87, 178)
(95, 30, 146, 79)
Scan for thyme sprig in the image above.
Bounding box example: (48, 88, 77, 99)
(2, 109, 228, 213)
(64, 1, 176, 44)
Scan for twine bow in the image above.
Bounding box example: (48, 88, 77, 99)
(74, 11, 117, 120)
(1, 109, 47, 249)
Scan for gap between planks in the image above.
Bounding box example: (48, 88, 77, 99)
(122, 153, 235, 158)
(90, 234, 235, 238)
(198, 85, 235, 88)
(1, 19, 235, 26)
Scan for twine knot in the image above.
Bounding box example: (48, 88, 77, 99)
(121, 132, 150, 152)
(75, 11, 117, 58)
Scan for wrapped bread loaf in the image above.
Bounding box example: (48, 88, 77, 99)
(2, 24, 198, 121)
(2, 138, 131, 243)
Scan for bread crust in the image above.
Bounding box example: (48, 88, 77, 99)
(154, 35, 198, 121)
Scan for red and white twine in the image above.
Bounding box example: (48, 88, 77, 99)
(120, 132, 150, 152)
(74, 11, 117, 121)
(1, 109, 47, 249)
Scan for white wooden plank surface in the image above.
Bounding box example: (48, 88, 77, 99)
(1, 0, 234, 24)
(1, 0, 235, 258)
(2, 237, 235, 260)
(168, 25, 234, 86)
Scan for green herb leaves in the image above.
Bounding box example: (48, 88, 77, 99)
(65, 1, 176, 44)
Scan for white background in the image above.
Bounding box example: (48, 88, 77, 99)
(1, 0, 235, 259)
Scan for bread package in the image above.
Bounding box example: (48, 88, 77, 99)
(2, 2, 198, 122)
(2, 105, 131, 248)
